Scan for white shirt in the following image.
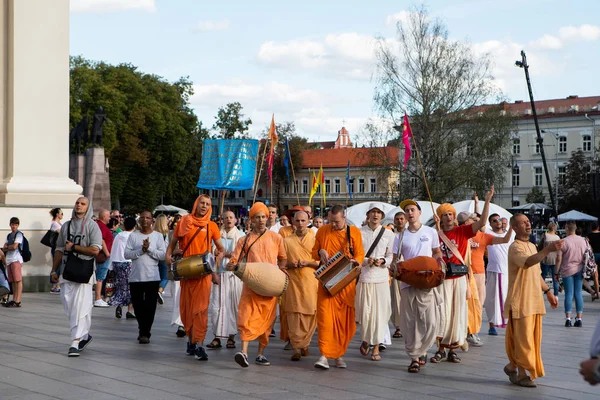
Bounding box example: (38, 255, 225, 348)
(486, 230, 514, 274)
(5, 232, 23, 265)
(109, 231, 132, 264)
(124, 231, 167, 283)
(269, 222, 282, 233)
(310, 226, 318, 234)
(392, 225, 439, 289)
(359, 225, 395, 283)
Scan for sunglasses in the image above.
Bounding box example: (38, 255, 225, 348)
(491, 219, 500, 223)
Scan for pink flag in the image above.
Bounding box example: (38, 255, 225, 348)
(402, 113, 413, 170)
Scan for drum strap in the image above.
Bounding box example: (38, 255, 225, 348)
(365, 226, 386, 259)
(239, 229, 267, 263)
(346, 226, 354, 257)
(180, 226, 204, 256)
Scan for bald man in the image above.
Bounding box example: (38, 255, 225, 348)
(94, 209, 113, 307)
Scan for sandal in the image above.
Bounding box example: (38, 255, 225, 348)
(371, 354, 382, 361)
(430, 350, 446, 363)
(359, 341, 370, 356)
(226, 338, 236, 349)
(418, 355, 427, 366)
(393, 329, 402, 338)
(206, 338, 222, 349)
(516, 376, 537, 388)
(447, 351, 461, 363)
(408, 360, 420, 373)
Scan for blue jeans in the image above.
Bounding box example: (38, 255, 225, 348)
(540, 263, 559, 296)
(563, 270, 584, 315)
(158, 260, 168, 290)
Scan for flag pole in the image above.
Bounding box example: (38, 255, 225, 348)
(254, 139, 269, 204)
(409, 129, 437, 228)
(287, 145, 301, 205)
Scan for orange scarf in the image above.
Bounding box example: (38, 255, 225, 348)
(175, 196, 212, 238)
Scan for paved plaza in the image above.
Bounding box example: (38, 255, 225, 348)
(1, 291, 599, 400)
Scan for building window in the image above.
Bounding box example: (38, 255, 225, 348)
(583, 135, 592, 152)
(559, 136, 567, 153)
(359, 178, 365, 193)
(512, 138, 520, 155)
(512, 200, 520, 207)
(410, 177, 418, 189)
(283, 184, 289, 194)
(302, 179, 308, 193)
(558, 166, 566, 185)
(512, 166, 520, 187)
(535, 141, 540, 154)
(411, 148, 417, 159)
(370, 178, 376, 192)
(334, 178, 340, 193)
(211, 190, 219, 198)
(348, 178, 354, 193)
(294, 179, 298, 193)
(534, 167, 543, 186)
(325, 179, 331, 194)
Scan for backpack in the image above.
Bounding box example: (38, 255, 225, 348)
(7, 231, 31, 263)
(583, 238, 597, 280)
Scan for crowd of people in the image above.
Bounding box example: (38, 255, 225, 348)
(2, 192, 600, 388)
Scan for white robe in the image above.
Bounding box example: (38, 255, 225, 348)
(484, 271, 508, 328)
(61, 281, 93, 340)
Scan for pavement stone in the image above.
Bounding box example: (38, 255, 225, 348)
(1, 291, 599, 399)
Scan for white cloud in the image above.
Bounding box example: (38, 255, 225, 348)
(559, 24, 600, 41)
(70, 0, 156, 13)
(190, 81, 368, 141)
(386, 10, 412, 26)
(193, 19, 230, 32)
(256, 33, 377, 80)
(531, 34, 562, 50)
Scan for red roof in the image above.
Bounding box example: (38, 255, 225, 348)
(505, 95, 600, 114)
(301, 147, 399, 169)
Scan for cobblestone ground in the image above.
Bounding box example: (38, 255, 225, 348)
(1, 290, 599, 399)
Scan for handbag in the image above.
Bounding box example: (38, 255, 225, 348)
(95, 252, 108, 263)
(62, 222, 95, 283)
(438, 230, 469, 277)
(40, 230, 59, 248)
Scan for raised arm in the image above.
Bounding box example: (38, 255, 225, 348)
(526, 240, 563, 268)
(491, 226, 514, 244)
(472, 186, 494, 234)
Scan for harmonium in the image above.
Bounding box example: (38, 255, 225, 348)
(314, 251, 360, 296)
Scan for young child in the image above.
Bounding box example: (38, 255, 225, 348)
(2, 217, 23, 307)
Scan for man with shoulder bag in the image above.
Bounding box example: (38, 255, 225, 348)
(51, 197, 102, 357)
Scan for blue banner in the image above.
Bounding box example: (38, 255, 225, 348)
(196, 139, 259, 190)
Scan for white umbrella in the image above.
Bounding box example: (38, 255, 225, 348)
(558, 210, 598, 222)
(424, 200, 513, 228)
(153, 204, 189, 214)
(345, 201, 398, 227)
(386, 201, 440, 227)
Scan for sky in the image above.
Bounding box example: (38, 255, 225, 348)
(70, 0, 600, 143)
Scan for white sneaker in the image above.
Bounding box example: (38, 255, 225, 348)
(94, 299, 110, 307)
(314, 355, 329, 370)
(335, 357, 347, 368)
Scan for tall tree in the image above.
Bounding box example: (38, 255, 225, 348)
(559, 149, 595, 214)
(372, 6, 513, 202)
(70, 56, 207, 213)
(212, 102, 252, 139)
(526, 186, 546, 204)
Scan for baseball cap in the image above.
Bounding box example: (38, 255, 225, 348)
(399, 199, 421, 211)
(457, 211, 477, 225)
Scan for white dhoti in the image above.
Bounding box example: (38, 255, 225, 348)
(210, 271, 242, 338)
(438, 276, 467, 348)
(168, 280, 183, 327)
(484, 271, 508, 328)
(390, 278, 402, 329)
(61, 282, 93, 340)
(356, 282, 392, 345)
(399, 286, 437, 359)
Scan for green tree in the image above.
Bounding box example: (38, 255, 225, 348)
(559, 149, 595, 214)
(212, 102, 252, 139)
(372, 6, 513, 202)
(70, 56, 207, 213)
(526, 186, 546, 204)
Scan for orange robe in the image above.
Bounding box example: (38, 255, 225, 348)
(176, 221, 220, 343)
(279, 226, 294, 238)
(229, 230, 286, 346)
(283, 231, 318, 349)
(312, 224, 364, 359)
(278, 225, 294, 341)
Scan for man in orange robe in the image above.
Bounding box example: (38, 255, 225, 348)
(166, 194, 225, 361)
(312, 204, 364, 370)
(227, 202, 287, 367)
(283, 211, 319, 361)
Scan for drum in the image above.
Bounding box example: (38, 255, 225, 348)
(172, 252, 215, 280)
(395, 256, 444, 289)
(233, 262, 288, 297)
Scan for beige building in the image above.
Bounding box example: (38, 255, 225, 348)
(495, 95, 599, 210)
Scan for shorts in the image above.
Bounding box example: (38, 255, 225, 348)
(7, 262, 22, 282)
(96, 260, 110, 281)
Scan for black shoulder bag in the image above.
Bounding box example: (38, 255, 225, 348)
(62, 222, 95, 283)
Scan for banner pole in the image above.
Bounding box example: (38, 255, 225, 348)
(287, 145, 301, 205)
(254, 139, 269, 204)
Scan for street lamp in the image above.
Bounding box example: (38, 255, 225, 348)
(541, 129, 560, 209)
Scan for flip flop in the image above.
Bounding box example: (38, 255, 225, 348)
(517, 376, 537, 388)
(371, 354, 382, 361)
(503, 365, 518, 384)
(359, 341, 370, 356)
(393, 329, 402, 338)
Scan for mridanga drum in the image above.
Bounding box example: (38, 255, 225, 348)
(171, 252, 215, 280)
(233, 262, 288, 297)
(395, 256, 444, 289)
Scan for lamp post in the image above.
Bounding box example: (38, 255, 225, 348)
(515, 51, 557, 218)
(541, 129, 560, 210)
